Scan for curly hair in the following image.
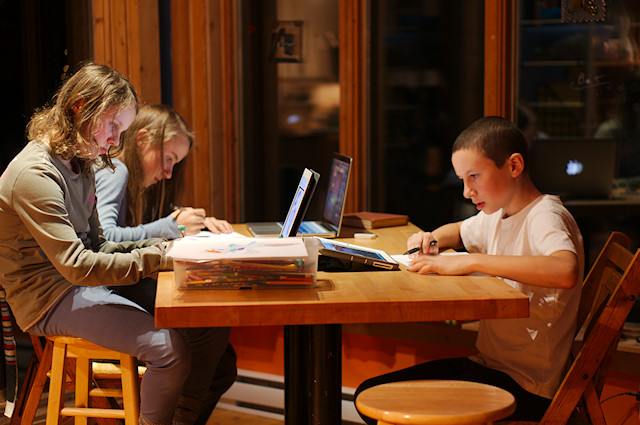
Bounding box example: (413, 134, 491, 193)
(26, 62, 138, 174)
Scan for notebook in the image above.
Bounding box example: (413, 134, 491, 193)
(296, 152, 352, 238)
(528, 138, 617, 199)
(246, 168, 320, 237)
(315, 237, 400, 270)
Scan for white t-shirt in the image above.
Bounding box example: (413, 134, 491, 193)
(460, 194, 584, 398)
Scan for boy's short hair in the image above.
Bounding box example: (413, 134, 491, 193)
(452, 116, 528, 170)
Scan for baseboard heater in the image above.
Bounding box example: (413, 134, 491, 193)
(217, 368, 365, 424)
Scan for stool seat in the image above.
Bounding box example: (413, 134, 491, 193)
(356, 380, 516, 425)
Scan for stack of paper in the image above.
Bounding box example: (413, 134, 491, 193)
(168, 237, 317, 289)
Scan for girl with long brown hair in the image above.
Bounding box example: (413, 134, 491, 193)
(95, 104, 232, 242)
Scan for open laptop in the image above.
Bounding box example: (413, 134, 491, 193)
(296, 152, 352, 238)
(246, 168, 320, 237)
(247, 153, 352, 238)
(529, 138, 617, 199)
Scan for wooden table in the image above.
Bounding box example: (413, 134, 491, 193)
(155, 224, 529, 425)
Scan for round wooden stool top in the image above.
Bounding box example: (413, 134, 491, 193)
(355, 380, 516, 425)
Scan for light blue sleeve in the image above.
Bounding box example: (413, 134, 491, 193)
(95, 161, 181, 242)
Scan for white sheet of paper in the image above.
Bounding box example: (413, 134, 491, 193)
(183, 230, 248, 240)
(392, 251, 469, 267)
(393, 251, 489, 277)
(167, 236, 308, 260)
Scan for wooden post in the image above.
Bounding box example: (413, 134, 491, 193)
(484, 0, 515, 120)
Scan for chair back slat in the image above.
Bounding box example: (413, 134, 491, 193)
(608, 242, 635, 271)
(575, 232, 631, 337)
(581, 266, 625, 344)
(541, 247, 640, 425)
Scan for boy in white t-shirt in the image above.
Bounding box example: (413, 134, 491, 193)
(355, 116, 584, 422)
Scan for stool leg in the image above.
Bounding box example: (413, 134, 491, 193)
(46, 341, 67, 425)
(119, 354, 140, 425)
(75, 356, 90, 425)
(12, 339, 53, 425)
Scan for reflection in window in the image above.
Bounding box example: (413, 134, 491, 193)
(369, 1, 485, 227)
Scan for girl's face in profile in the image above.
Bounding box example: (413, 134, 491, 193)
(138, 132, 190, 188)
(80, 104, 137, 160)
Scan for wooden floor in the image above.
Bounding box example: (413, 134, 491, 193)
(0, 403, 283, 425)
(210, 408, 284, 425)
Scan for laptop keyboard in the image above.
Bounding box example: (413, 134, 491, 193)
(298, 221, 328, 234)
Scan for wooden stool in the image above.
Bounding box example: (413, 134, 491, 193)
(46, 336, 141, 425)
(355, 380, 516, 425)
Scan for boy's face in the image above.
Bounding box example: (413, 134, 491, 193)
(452, 148, 514, 215)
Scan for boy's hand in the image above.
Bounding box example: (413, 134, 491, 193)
(408, 253, 474, 276)
(204, 217, 234, 234)
(407, 231, 439, 258)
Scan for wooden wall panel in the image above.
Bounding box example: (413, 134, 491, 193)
(484, 0, 515, 119)
(339, 0, 367, 212)
(169, 0, 238, 220)
(169, 0, 209, 210)
(92, 0, 161, 105)
(211, 1, 240, 221)
(91, 0, 236, 220)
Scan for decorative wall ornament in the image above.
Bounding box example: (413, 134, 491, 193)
(562, 0, 607, 23)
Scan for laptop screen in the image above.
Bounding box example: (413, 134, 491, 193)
(322, 153, 352, 227)
(280, 168, 319, 237)
(529, 138, 617, 199)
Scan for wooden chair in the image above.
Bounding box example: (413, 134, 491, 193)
(356, 232, 640, 425)
(45, 336, 141, 425)
(356, 379, 516, 424)
(501, 230, 640, 425)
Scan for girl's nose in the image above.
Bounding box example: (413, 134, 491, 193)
(110, 129, 121, 146)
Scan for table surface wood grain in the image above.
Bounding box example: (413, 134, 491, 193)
(155, 224, 529, 328)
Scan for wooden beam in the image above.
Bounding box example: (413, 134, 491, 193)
(169, 2, 198, 209)
(484, 0, 515, 119)
(339, 0, 367, 212)
(218, 0, 240, 221)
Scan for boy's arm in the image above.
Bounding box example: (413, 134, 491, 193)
(407, 221, 464, 254)
(409, 250, 580, 289)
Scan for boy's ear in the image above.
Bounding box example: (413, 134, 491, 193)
(135, 129, 150, 147)
(508, 153, 526, 177)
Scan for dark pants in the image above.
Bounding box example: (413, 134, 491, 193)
(194, 343, 237, 425)
(111, 278, 237, 423)
(355, 357, 551, 424)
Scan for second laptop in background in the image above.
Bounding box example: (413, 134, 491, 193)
(529, 138, 617, 199)
(297, 152, 352, 238)
(246, 152, 352, 238)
